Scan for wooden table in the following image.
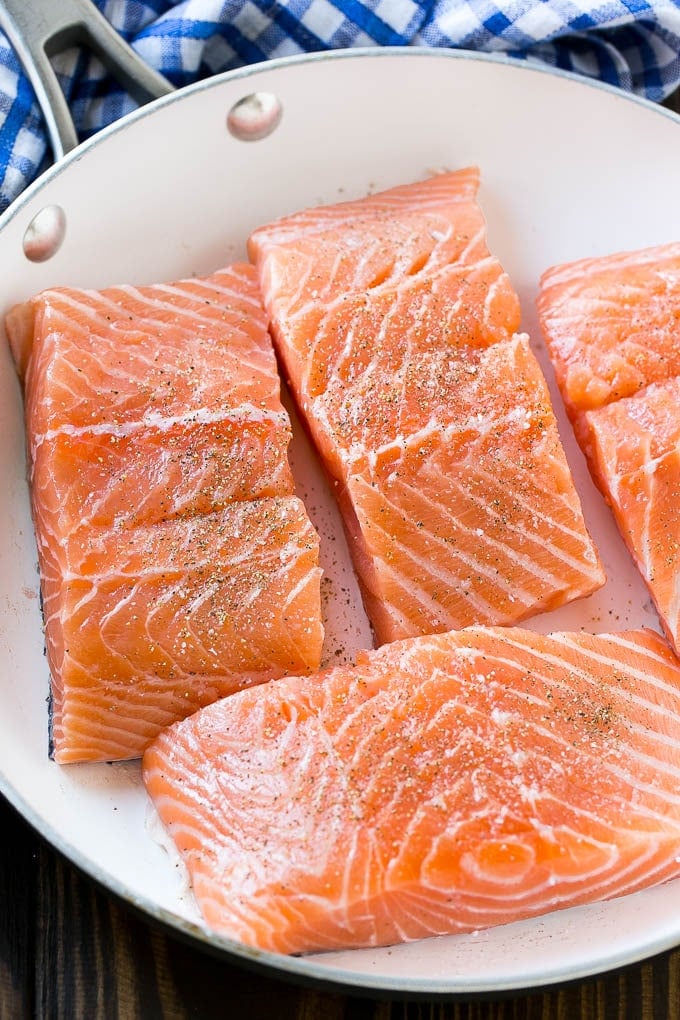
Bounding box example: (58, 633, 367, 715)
(2, 82, 679, 1020)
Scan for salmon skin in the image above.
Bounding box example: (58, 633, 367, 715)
(143, 624, 680, 955)
(249, 168, 604, 644)
(537, 242, 680, 654)
(6, 264, 323, 763)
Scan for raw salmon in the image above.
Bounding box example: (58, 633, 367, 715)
(537, 243, 680, 653)
(7, 264, 323, 763)
(10, 265, 295, 534)
(585, 380, 680, 653)
(143, 624, 680, 955)
(45, 499, 322, 764)
(249, 169, 604, 642)
(536, 242, 680, 447)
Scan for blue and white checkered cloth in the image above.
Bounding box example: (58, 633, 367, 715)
(1, 0, 679, 212)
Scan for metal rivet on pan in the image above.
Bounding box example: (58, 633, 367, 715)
(23, 205, 66, 262)
(227, 92, 282, 141)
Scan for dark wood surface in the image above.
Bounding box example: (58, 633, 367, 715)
(2, 84, 679, 1020)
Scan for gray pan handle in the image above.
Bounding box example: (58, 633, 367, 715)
(0, 0, 174, 161)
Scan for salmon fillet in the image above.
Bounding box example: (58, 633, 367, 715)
(45, 499, 322, 764)
(143, 625, 680, 955)
(249, 168, 604, 643)
(7, 264, 323, 762)
(12, 265, 295, 533)
(537, 243, 680, 653)
(536, 242, 680, 447)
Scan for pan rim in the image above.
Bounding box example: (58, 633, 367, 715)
(1, 44, 677, 233)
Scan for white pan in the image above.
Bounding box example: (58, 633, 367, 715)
(0, 0, 679, 997)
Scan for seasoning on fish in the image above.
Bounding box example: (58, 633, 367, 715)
(249, 168, 605, 643)
(143, 624, 680, 955)
(45, 499, 322, 764)
(537, 242, 680, 653)
(6, 264, 323, 763)
(10, 264, 296, 534)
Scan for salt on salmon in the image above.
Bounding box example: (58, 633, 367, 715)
(11, 265, 296, 534)
(143, 624, 680, 955)
(6, 264, 323, 763)
(44, 499, 322, 764)
(248, 168, 605, 644)
(537, 242, 680, 653)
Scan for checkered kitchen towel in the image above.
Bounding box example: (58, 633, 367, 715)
(1, 0, 679, 211)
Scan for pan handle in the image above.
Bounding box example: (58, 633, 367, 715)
(0, 0, 174, 162)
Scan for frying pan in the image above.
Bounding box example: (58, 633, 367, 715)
(1, 0, 680, 998)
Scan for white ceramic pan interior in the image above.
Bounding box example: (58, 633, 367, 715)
(0, 49, 679, 996)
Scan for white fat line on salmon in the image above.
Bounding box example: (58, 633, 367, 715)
(367, 594, 413, 643)
(318, 367, 565, 475)
(453, 224, 489, 268)
(48, 287, 266, 342)
(376, 471, 578, 594)
(154, 278, 265, 313)
(281, 565, 323, 618)
(63, 698, 176, 748)
(390, 891, 470, 937)
(416, 841, 669, 919)
(460, 815, 663, 883)
(285, 249, 501, 329)
(57, 549, 254, 587)
(250, 173, 480, 246)
(377, 890, 451, 939)
(179, 727, 255, 806)
(540, 244, 680, 291)
(539, 835, 680, 902)
(636, 463, 662, 584)
(546, 648, 680, 746)
(483, 271, 514, 315)
(101, 284, 267, 330)
(330, 687, 475, 770)
(316, 690, 441, 851)
(472, 628, 680, 723)
(568, 849, 680, 905)
(591, 630, 680, 672)
(376, 543, 525, 625)
(450, 828, 626, 888)
(416, 649, 680, 803)
(609, 461, 671, 599)
(556, 288, 634, 314)
(308, 240, 371, 308)
(266, 249, 319, 322)
(424, 700, 680, 818)
(542, 779, 680, 832)
(337, 826, 372, 912)
(161, 592, 225, 663)
(32, 404, 289, 444)
(35, 341, 277, 400)
(544, 630, 680, 707)
(367, 530, 513, 622)
(146, 764, 201, 817)
(341, 225, 443, 288)
(472, 646, 680, 785)
(440, 453, 597, 549)
(350, 401, 547, 475)
(527, 775, 680, 832)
